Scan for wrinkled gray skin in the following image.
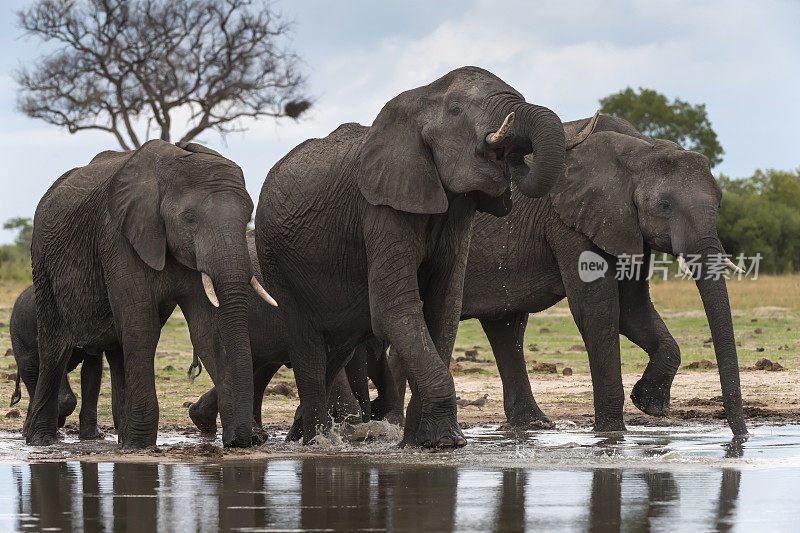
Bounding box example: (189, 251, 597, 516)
(9, 285, 176, 439)
(26, 139, 264, 448)
(254, 66, 565, 447)
(385, 114, 747, 435)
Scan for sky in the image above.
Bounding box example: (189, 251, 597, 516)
(1, 0, 798, 244)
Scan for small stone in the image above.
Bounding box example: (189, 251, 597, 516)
(464, 349, 479, 358)
(527, 344, 539, 352)
(5, 409, 20, 419)
(685, 359, 716, 370)
(751, 318, 758, 322)
(754, 328, 763, 334)
(265, 382, 297, 397)
(182, 401, 193, 408)
(539, 327, 551, 334)
(562, 367, 573, 376)
(570, 344, 586, 352)
(1, 372, 16, 381)
(0, 322, 5, 328)
(756, 347, 765, 352)
(163, 365, 175, 371)
(771, 362, 786, 371)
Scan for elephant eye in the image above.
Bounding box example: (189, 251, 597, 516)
(180, 210, 198, 223)
(657, 200, 671, 211)
(448, 104, 462, 116)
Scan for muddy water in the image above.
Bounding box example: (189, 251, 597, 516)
(1, 423, 799, 531)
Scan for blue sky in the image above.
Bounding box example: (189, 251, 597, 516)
(1, 0, 798, 243)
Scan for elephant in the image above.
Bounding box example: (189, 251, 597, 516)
(25, 139, 277, 448)
(383, 113, 747, 435)
(252, 66, 565, 447)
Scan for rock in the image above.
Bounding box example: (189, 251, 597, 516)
(4, 349, 12, 358)
(464, 349, 479, 358)
(182, 401, 193, 408)
(751, 318, 758, 322)
(562, 367, 573, 376)
(754, 327, 763, 334)
(162, 376, 170, 381)
(0, 322, 5, 328)
(756, 347, 765, 352)
(772, 362, 786, 371)
(163, 365, 175, 371)
(685, 359, 716, 369)
(527, 344, 539, 352)
(5, 409, 20, 419)
(531, 362, 557, 373)
(539, 327, 551, 334)
(1, 372, 16, 381)
(265, 381, 297, 397)
(569, 344, 586, 352)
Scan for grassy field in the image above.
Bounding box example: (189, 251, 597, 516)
(0, 274, 797, 430)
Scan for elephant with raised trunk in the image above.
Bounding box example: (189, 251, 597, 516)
(25, 139, 277, 448)
(254, 66, 565, 447)
(385, 113, 747, 435)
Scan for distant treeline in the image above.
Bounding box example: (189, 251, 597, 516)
(1, 169, 798, 281)
(717, 168, 800, 274)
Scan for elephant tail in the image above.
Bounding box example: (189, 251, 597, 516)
(10, 374, 21, 406)
(187, 352, 203, 380)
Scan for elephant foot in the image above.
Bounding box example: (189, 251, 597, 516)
(592, 417, 627, 432)
(120, 433, 157, 450)
(188, 402, 218, 435)
(403, 412, 466, 449)
(285, 417, 303, 442)
(79, 425, 105, 440)
(502, 405, 555, 430)
(57, 414, 69, 429)
(222, 426, 254, 449)
(370, 396, 401, 424)
(630, 377, 671, 417)
(26, 431, 57, 446)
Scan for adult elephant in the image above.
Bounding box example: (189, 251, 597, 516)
(254, 66, 565, 447)
(25, 140, 277, 448)
(385, 114, 747, 436)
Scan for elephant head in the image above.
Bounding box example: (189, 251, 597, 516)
(358, 66, 565, 216)
(551, 115, 747, 435)
(107, 139, 275, 446)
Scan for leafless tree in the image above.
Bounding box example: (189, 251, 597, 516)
(15, 0, 311, 150)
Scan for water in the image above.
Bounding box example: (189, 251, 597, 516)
(1, 423, 799, 531)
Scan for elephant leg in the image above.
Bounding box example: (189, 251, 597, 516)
(480, 313, 553, 428)
(285, 329, 328, 443)
(25, 337, 72, 445)
(190, 388, 219, 435)
(252, 363, 281, 429)
(619, 279, 680, 417)
(328, 368, 362, 423)
(383, 348, 407, 425)
(57, 372, 77, 429)
(556, 246, 625, 432)
(367, 341, 399, 422)
(344, 345, 371, 422)
(105, 348, 125, 433)
(78, 354, 104, 440)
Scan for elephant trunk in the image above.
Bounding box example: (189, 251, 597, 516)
(690, 240, 747, 436)
(203, 241, 255, 447)
(508, 102, 566, 198)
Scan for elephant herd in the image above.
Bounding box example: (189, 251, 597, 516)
(9, 66, 747, 450)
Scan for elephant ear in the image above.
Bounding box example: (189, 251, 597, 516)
(358, 92, 448, 214)
(107, 140, 175, 271)
(475, 188, 513, 217)
(550, 131, 643, 257)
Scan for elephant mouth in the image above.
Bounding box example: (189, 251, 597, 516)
(485, 144, 510, 173)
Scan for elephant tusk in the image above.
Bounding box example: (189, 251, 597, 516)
(250, 276, 278, 307)
(725, 258, 745, 274)
(677, 255, 692, 277)
(565, 110, 600, 149)
(485, 112, 515, 145)
(201, 272, 219, 308)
